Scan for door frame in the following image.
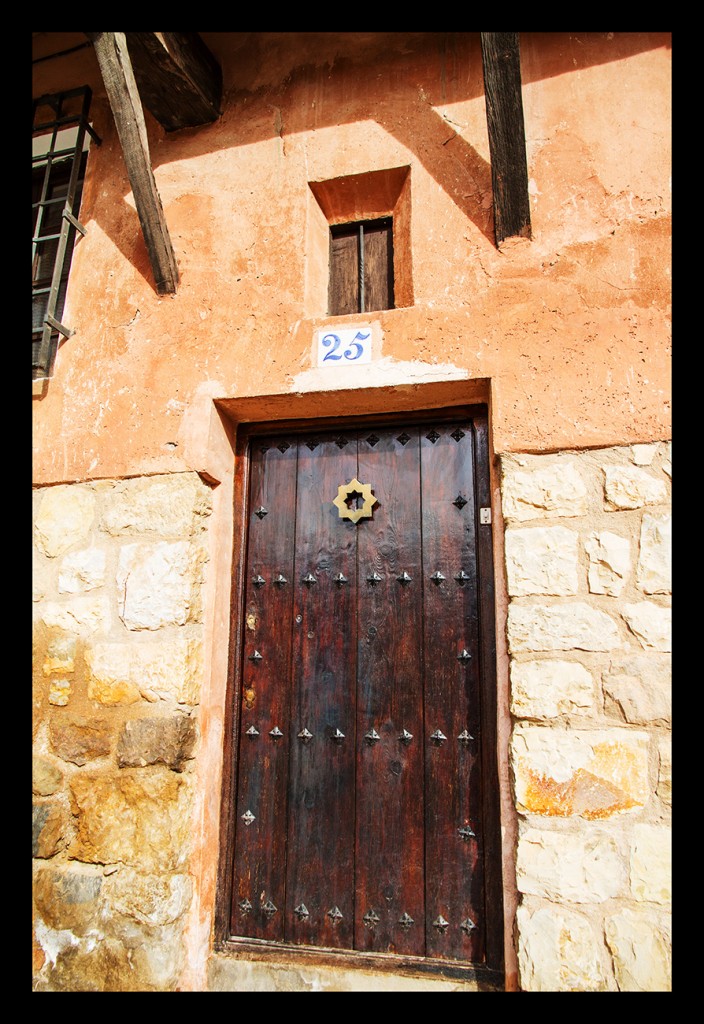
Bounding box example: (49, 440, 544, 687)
(214, 404, 504, 986)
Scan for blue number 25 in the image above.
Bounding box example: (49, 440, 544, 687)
(322, 331, 370, 361)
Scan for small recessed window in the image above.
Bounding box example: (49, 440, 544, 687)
(329, 217, 394, 316)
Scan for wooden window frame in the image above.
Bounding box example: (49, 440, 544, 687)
(328, 217, 394, 316)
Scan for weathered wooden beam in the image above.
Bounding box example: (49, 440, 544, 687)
(86, 31, 179, 294)
(125, 32, 222, 132)
(480, 32, 532, 247)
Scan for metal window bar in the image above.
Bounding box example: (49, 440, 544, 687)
(32, 86, 101, 380)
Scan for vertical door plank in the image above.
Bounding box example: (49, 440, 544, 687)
(421, 422, 486, 962)
(230, 438, 298, 938)
(354, 426, 425, 955)
(285, 433, 358, 949)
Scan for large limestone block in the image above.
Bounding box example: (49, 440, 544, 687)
(116, 715, 197, 771)
(32, 801, 68, 858)
(602, 653, 671, 725)
(510, 659, 594, 719)
(116, 541, 207, 630)
(622, 601, 671, 651)
(585, 531, 632, 596)
(69, 769, 192, 871)
(101, 474, 212, 538)
(629, 824, 671, 904)
(516, 827, 627, 902)
(33, 756, 64, 796)
(604, 908, 671, 991)
(58, 547, 107, 594)
(49, 717, 113, 765)
(508, 602, 622, 652)
(501, 458, 589, 521)
(131, 635, 203, 704)
(511, 724, 650, 818)
(85, 643, 142, 706)
(35, 485, 96, 558)
(106, 869, 192, 927)
(636, 513, 671, 594)
(505, 526, 579, 596)
(516, 903, 611, 991)
(85, 635, 203, 705)
(41, 596, 111, 635)
(33, 866, 104, 933)
(603, 465, 667, 510)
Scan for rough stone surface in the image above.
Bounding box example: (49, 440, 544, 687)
(585, 531, 632, 596)
(34, 486, 96, 558)
(516, 903, 611, 991)
(511, 659, 594, 719)
(43, 635, 76, 675)
(629, 824, 671, 904)
(656, 735, 672, 806)
(621, 601, 671, 651)
(604, 908, 671, 991)
(511, 725, 650, 818)
(116, 715, 197, 771)
(602, 654, 671, 725)
(34, 866, 104, 933)
(58, 547, 107, 594)
(100, 474, 212, 537)
(33, 756, 64, 796)
(501, 459, 589, 521)
(107, 869, 193, 927)
(33, 801, 67, 858)
(116, 541, 206, 631)
(84, 643, 143, 706)
(69, 769, 192, 871)
(49, 718, 113, 765)
(630, 443, 659, 466)
(515, 827, 627, 902)
(33, 933, 150, 993)
(636, 513, 671, 594)
(131, 635, 203, 705)
(504, 526, 579, 596)
(603, 465, 667, 510)
(508, 603, 622, 652)
(48, 679, 72, 706)
(41, 596, 111, 635)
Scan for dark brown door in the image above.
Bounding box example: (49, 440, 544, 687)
(229, 415, 496, 966)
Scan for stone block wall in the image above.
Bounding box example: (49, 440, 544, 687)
(501, 442, 671, 991)
(32, 444, 672, 992)
(32, 473, 212, 992)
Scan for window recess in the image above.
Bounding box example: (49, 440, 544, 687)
(32, 86, 101, 380)
(329, 217, 394, 317)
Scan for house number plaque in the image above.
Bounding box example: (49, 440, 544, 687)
(317, 327, 372, 367)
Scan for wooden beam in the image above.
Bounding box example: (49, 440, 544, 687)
(480, 32, 532, 247)
(124, 32, 222, 132)
(87, 31, 179, 294)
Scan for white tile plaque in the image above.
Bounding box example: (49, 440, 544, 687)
(316, 326, 373, 368)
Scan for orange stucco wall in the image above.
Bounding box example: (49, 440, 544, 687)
(32, 32, 671, 487)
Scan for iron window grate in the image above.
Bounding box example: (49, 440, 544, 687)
(32, 86, 101, 380)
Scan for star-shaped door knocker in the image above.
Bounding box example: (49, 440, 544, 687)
(332, 477, 378, 524)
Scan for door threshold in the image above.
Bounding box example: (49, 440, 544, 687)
(211, 939, 504, 992)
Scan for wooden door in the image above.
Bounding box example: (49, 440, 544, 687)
(229, 414, 498, 967)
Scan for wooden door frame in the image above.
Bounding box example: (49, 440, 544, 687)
(214, 404, 504, 986)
